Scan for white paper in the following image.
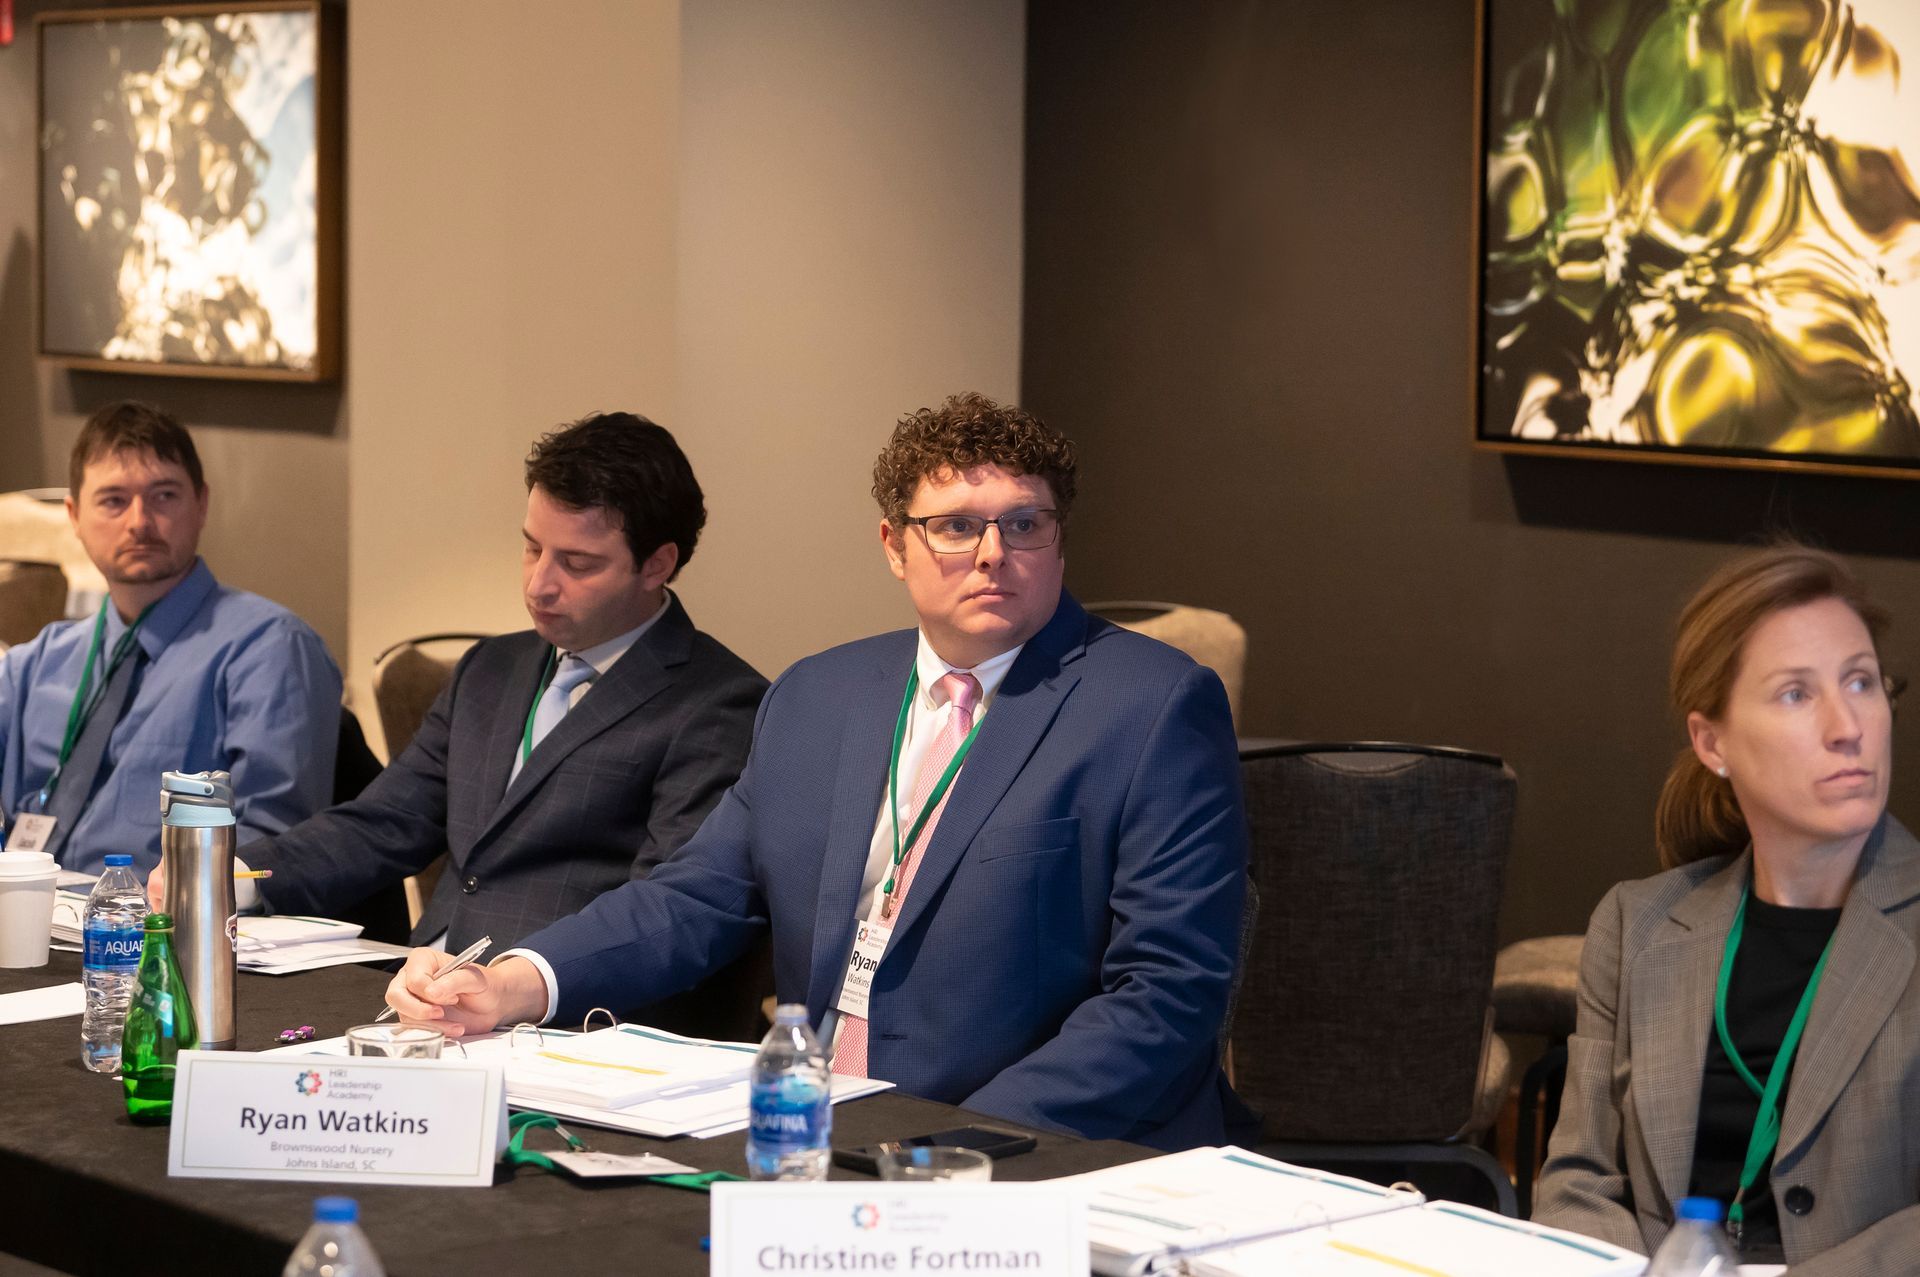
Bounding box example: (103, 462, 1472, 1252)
(1057, 1149, 1643, 1277)
(240, 938, 409, 975)
(234, 915, 364, 950)
(1061, 1146, 1423, 1273)
(0, 982, 86, 1024)
(55, 869, 98, 890)
(499, 1023, 756, 1108)
(261, 1026, 894, 1139)
(50, 890, 88, 944)
(1190, 1201, 1644, 1277)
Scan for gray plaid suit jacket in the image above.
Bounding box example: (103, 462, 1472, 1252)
(1535, 814, 1920, 1275)
(243, 597, 765, 950)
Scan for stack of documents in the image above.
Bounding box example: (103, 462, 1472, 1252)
(49, 873, 402, 975)
(1056, 1146, 1646, 1277)
(49, 871, 99, 949)
(268, 1022, 892, 1139)
(233, 915, 410, 975)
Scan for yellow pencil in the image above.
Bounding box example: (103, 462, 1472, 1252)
(233, 869, 273, 879)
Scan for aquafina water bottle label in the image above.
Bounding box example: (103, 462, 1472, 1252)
(84, 923, 144, 971)
(749, 1074, 831, 1154)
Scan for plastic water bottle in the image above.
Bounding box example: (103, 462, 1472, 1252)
(1648, 1197, 1740, 1276)
(283, 1197, 385, 1277)
(746, 1003, 832, 1180)
(81, 853, 148, 1073)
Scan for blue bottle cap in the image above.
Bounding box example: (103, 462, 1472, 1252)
(1675, 1197, 1725, 1223)
(313, 1196, 358, 1224)
(104, 854, 133, 866)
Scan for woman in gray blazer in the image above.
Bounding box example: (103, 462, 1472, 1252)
(1534, 545, 1919, 1275)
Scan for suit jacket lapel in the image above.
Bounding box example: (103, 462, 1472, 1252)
(476, 637, 553, 822)
(1778, 817, 1920, 1158)
(806, 635, 916, 1016)
(886, 592, 1088, 947)
(478, 601, 694, 843)
(1631, 856, 1746, 1211)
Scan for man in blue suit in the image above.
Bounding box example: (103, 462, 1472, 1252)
(387, 392, 1248, 1149)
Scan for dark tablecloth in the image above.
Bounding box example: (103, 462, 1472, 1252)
(0, 954, 1150, 1276)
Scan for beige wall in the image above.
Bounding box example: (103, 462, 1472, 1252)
(343, 0, 683, 747)
(3, 0, 1027, 757)
(674, 0, 1027, 676)
(348, 0, 1026, 744)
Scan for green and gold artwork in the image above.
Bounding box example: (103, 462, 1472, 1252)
(1479, 0, 1920, 470)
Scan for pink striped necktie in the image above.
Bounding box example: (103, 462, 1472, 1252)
(834, 670, 982, 1078)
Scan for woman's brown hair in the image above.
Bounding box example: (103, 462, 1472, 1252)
(1655, 544, 1891, 868)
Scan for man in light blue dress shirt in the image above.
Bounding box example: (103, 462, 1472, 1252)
(0, 401, 341, 875)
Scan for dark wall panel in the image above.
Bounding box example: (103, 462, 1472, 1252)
(1024, 0, 1920, 942)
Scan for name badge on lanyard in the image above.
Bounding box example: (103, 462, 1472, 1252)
(4, 813, 57, 854)
(834, 920, 893, 1020)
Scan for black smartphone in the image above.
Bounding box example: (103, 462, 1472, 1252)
(832, 1125, 1039, 1174)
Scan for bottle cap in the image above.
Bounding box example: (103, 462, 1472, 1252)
(104, 854, 133, 866)
(145, 913, 173, 931)
(1675, 1197, 1725, 1223)
(313, 1196, 358, 1224)
(772, 1003, 809, 1025)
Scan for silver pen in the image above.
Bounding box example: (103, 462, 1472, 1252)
(376, 934, 493, 1023)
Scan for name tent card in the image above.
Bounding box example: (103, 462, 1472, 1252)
(710, 1182, 1087, 1276)
(167, 1050, 506, 1188)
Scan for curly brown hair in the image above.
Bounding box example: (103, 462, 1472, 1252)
(871, 392, 1078, 527)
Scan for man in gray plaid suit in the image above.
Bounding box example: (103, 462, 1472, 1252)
(188, 413, 766, 953)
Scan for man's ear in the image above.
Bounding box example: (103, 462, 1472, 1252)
(639, 540, 680, 591)
(880, 518, 907, 582)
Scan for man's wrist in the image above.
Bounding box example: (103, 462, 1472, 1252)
(490, 952, 558, 1025)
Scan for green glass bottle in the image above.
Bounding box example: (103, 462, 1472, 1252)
(122, 913, 197, 1125)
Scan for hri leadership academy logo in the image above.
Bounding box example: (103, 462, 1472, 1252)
(294, 1070, 324, 1097)
(850, 1203, 881, 1231)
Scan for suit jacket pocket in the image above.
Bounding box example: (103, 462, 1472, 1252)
(973, 816, 1080, 863)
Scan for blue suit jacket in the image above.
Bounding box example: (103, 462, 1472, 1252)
(522, 591, 1248, 1149)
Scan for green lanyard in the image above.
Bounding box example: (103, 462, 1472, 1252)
(1712, 885, 1837, 1234)
(879, 667, 983, 917)
(36, 602, 154, 807)
(518, 647, 559, 765)
(503, 1112, 741, 1190)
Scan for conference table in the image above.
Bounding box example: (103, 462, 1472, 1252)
(0, 955, 1151, 1276)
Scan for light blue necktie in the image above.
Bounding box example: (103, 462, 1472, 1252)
(508, 653, 596, 785)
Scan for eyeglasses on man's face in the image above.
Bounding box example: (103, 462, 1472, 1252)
(902, 508, 1061, 555)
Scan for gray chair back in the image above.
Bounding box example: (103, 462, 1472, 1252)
(370, 632, 490, 927)
(1235, 742, 1515, 1142)
(371, 632, 490, 759)
(1087, 600, 1246, 727)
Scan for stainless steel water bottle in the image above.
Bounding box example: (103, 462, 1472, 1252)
(160, 771, 236, 1050)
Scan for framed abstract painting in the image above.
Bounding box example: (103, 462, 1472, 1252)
(1474, 0, 1920, 477)
(38, 2, 341, 381)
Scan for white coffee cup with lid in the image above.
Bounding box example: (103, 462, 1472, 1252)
(0, 850, 61, 968)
